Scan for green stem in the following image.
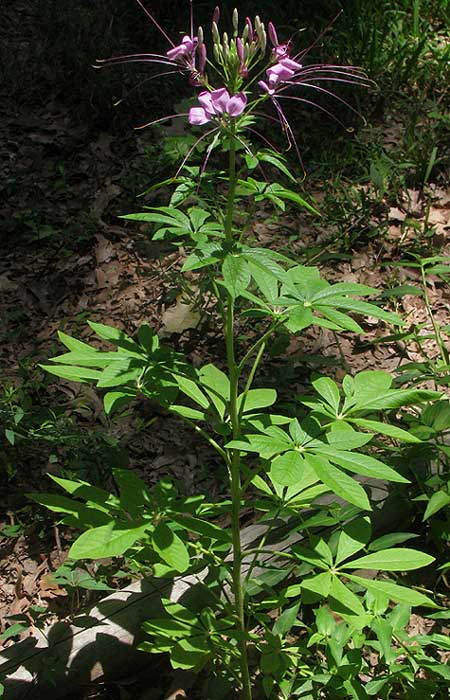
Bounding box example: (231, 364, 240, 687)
(223, 123, 252, 700)
(421, 264, 449, 366)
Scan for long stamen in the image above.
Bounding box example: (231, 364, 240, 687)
(113, 71, 180, 106)
(135, 112, 189, 130)
(175, 128, 219, 177)
(277, 94, 349, 129)
(292, 10, 343, 63)
(283, 81, 365, 122)
(272, 98, 304, 174)
(136, 0, 175, 47)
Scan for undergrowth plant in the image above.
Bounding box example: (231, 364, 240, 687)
(33, 4, 449, 699)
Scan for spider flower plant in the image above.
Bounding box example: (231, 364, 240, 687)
(96, 1, 370, 167)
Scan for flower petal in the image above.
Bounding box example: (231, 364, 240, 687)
(188, 106, 210, 125)
(210, 88, 230, 114)
(227, 92, 247, 117)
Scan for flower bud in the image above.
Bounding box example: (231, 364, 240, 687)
(213, 43, 221, 63)
(236, 37, 244, 64)
(232, 8, 239, 33)
(268, 21, 278, 47)
(213, 6, 220, 24)
(259, 28, 267, 52)
(212, 21, 220, 45)
(246, 17, 253, 39)
(199, 43, 207, 74)
(222, 31, 229, 58)
(242, 24, 249, 41)
(254, 15, 261, 33)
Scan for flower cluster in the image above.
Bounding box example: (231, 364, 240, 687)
(189, 88, 247, 125)
(97, 2, 369, 163)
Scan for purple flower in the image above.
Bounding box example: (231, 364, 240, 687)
(259, 57, 302, 94)
(166, 34, 198, 63)
(188, 89, 247, 125)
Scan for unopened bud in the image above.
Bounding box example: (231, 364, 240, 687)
(197, 26, 204, 49)
(259, 28, 267, 52)
(236, 37, 244, 64)
(213, 6, 220, 24)
(213, 43, 222, 63)
(268, 21, 278, 47)
(246, 17, 253, 39)
(199, 43, 207, 73)
(242, 24, 249, 41)
(212, 21, 220, 44)
(232, 8, 239, 33)
(222, 31, 229, 57)
(254, 15, 261, 33)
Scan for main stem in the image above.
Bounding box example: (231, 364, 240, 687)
(224, 122, 252, 700)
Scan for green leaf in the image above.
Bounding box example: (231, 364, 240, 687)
(97, 360, 142, 388)
(237, 388, 277, 414)
(342, 548, 435, 572)
(368, 532, 418, 551)
(270, 451, 304, 487)
(226, 434, 292, 458)
(170, 405, 206, 421)
(301, 571, 332, 596)
(351, 418, 422, 443)
(176, 376, 210, 409)
(273, 602, 300, 636)
(152, 522, 190, 573)
(346, 574, 437, 607)
(222, 255, 251, 298)
(69, 522, 149, 559)
(40, 364, 102, 383)
(199, 363, 229, 419)
(104, 389, 136, 415)
(312, 377, 340, 414)
(329, 575, 365, 616)
(423, 490, 450, 520)
(305, 454, 371, 510)
(335, 516, 372, 565)
(316, 446, 409, 484)
(0, 623, 29, 642)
